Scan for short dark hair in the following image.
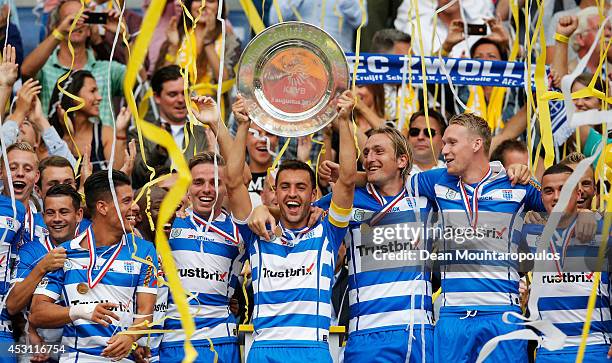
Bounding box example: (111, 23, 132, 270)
(276, 160, 316, 189)
(470, 37, 508, 61)
(188, 151, 226, 170)
(151, 65, 182, 95)
(543, 163, 575, 178)
(44, 184, 81, 211)
(84, 170, 131, 215)
(490, 139, 527, 164)
(371, 29, 411, 53)
(38, 156, 74, 187)
(408, 109, 447, 135)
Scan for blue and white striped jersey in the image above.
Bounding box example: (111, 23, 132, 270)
(140, 259, 167, 362)
(522, 222, 612, 348)
(234, 202, 350, 348)
(13, 217, 64, 347)
(409, 162, 545, 310)
(315, 185, 433, 334)
(0, 195, 25, 330)
(161, 211, 245, 348)
(34, 228, 158, 362)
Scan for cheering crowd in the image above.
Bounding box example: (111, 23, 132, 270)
(0, 0, 609, 362)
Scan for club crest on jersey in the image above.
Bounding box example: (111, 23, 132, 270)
(124, 261, 135, 273)
(64, 260, 72, 269)
(446, 189, 457, 200)
(502, 190, 513, 200)
(38, 277, 48, 289)
(170, 228, 181, 239)
(6, 218, 13, 230)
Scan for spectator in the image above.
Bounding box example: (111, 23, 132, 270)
(21, 0, 126, 126)
(3, 79, 76, 167)
(129, 65, 212, 188)
(371, 29, 420, 127)
(268, 0, 368, 52)
(544, 0, 605, 63)
(568, 7, 611, 73)
(245, 123, 278, 199)
(47, 70, 131, 172)
(405, 109, 446, 174)
(490, 139, 529, 168)
(155, 0, 241, 86)
(395, 0, 494, 56)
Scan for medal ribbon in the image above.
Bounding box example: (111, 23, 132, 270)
(25, 205, 34, 242)
(42, 235, 53, 253)
(278, 223, 313, 246)
(191, 212, 239, 245)
(366, 183, 407, 226)
(458, 167, 492, 228)
(86, 227, 124, 289)
(549, 219, 577, 277)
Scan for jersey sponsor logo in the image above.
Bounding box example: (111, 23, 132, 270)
(542, 272, 594, 284)
(480, 226, 508, 240)
(262, 263, 315, 278)
(154, 301, 168, 312)
(70, 299, 131, 312)
(178, 268, 228, 281)
(502, 190, 513, 200)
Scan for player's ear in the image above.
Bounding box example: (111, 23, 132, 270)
(96, 199, 107, 217)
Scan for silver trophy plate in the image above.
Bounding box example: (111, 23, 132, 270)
(237, 21, 349, 137)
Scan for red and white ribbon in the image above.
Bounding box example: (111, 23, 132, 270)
(458, 167, 492, 228)
(191, 211, 239, 245)
(86, 227, 124, 289)
(366, 183, 407, 226)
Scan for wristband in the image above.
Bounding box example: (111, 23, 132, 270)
(52, 29, 65, 41)
(554, 32, 570, 44)
(116, 134, 127, 141)
(69, 304, 96, 322)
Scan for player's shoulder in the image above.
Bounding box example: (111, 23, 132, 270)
(128, 234, 155, 252)
(0, 195, 25, 218)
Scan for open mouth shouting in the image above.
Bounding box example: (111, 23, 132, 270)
(11, 181, 27, 195)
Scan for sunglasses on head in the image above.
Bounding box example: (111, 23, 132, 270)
(408, 127, 437, 138)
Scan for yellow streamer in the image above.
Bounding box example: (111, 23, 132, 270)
(534, 0, 554, 168)
(122, 0, 198, 361)
(238, 0, 265, 34)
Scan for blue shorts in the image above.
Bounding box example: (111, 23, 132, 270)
(159, 342, 239, 363)
(246, 345, 332, 363)
(434, 309, 528, 363)
(536, 344, 609, 363)
(0, 331, 15, 363)
(344, 326, 434, 363)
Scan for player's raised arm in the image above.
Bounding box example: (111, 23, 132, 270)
(225, 96, 253, 221)
(329, 91, 357, 221)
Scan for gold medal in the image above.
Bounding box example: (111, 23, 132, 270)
(273, 226, 283, 238)
(76, 282, 89, 294)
